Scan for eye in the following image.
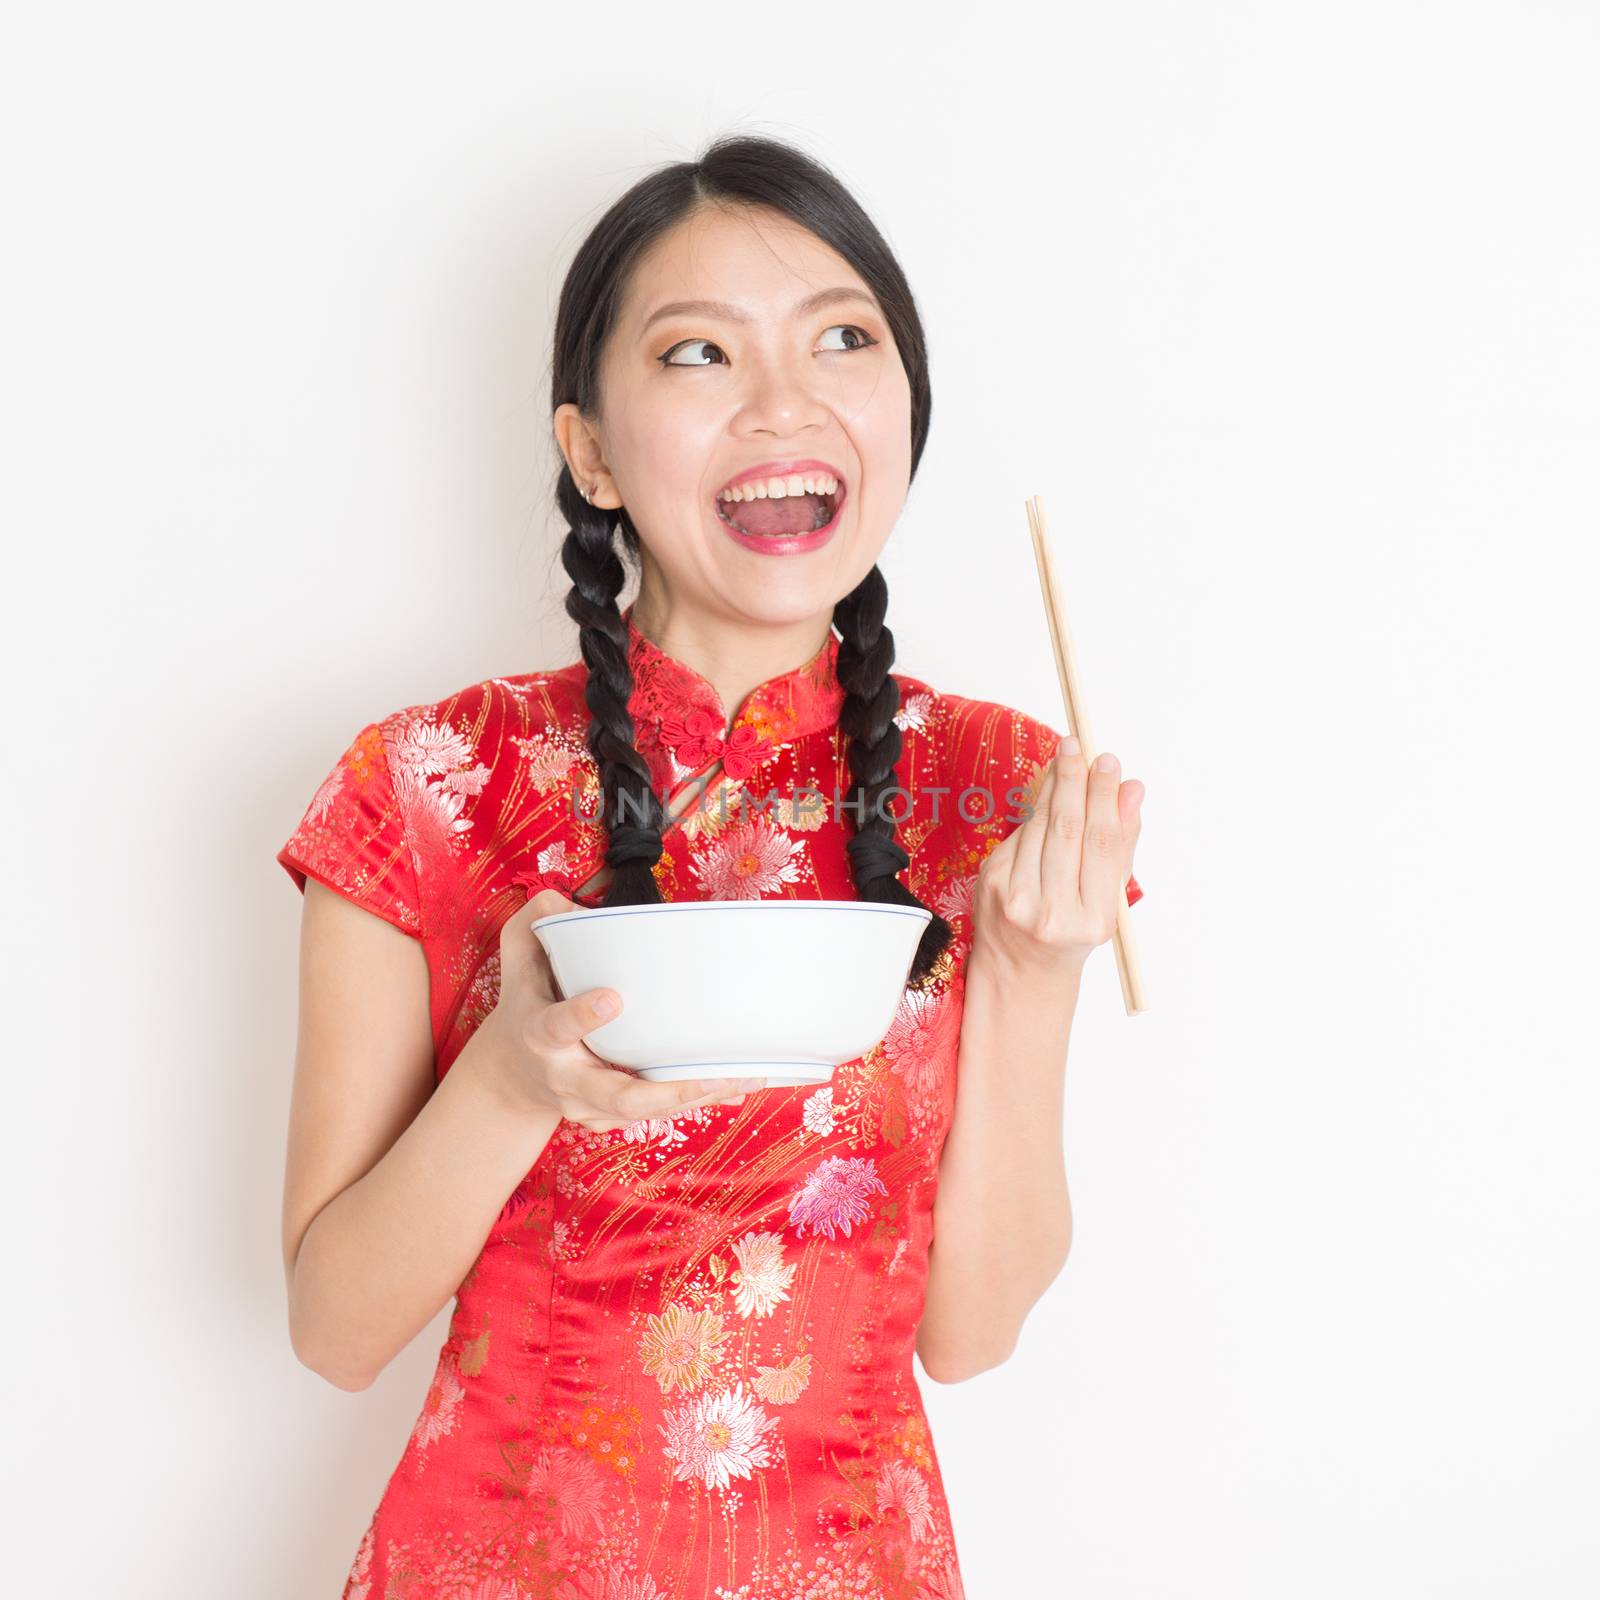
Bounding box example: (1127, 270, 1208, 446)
(817, 324, 877, 353)
(658, 338, 728, 368)
(656, 325, 879, 368)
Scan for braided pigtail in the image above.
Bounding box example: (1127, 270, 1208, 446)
(549, 137, 946, 954)
(557, 475, 668, 906)
(833, 565, 954, 986)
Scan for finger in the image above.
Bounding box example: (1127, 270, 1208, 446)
(526, 887, 577, 925)
(1038, 737, 1088, 908)
(1078, 751, 1127, 921)
(1120, 780, 1144, 855)
(648, 1078, 762, 1115)
(1120, 779, 1144, 829)
(594, 1065, 765, 1123)
(514, 889, 580, 1001)
(528, 986, 624, 1053)
(1006, 752, 1055, 902)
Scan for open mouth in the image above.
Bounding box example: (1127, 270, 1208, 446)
(714, 484, 843, 538)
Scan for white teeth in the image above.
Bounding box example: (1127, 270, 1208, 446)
(717, 472, 840, 503)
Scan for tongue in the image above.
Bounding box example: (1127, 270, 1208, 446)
(723, 492, 826, 538)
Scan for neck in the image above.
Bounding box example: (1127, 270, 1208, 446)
(629, 595, 833, 739)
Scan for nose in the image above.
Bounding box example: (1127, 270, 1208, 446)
(734, 350, 832, 438)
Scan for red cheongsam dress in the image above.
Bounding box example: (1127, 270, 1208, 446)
(278, 602, 1142, 1600)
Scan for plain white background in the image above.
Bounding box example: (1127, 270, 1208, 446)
(4, 3, 1596, 1594)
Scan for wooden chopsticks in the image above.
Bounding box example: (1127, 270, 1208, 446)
(1026, 495, 1149, 1016)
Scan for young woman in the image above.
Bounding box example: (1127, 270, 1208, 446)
(279, 133, 1144, 1600)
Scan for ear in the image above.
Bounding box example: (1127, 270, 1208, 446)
(553, 403, 616, 508)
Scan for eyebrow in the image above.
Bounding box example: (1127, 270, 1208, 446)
(639, 285, 880, 336)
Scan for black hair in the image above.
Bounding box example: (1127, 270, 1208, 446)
(550, 132, 953, 986)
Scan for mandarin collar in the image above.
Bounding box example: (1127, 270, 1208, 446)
(622, 601, 845, 779)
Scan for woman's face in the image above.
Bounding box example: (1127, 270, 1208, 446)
(557, 203, 913, 631)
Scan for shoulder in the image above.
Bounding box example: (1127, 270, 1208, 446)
(890, 675, 1063, 859)
(891, 672, 1063, 776)
(361, 660, 597, 857)
(881, 676, 1063, 931)
(354, 660, 599, 932)
(360, 657, 596, 857)
(370, 657, 591, 760)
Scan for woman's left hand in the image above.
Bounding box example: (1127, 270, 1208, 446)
(969, 738, 1144, 979)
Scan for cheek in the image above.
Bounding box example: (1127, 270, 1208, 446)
(605, 397, 718, 506)
(854, 411, 914, 509)
(836, 364, 913, 473)
(834, 357, 910, 424)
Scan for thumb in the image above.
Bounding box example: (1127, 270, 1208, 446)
(500, 888, 575, 1000)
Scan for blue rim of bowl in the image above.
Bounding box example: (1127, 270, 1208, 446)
(530, 900, 934, 931)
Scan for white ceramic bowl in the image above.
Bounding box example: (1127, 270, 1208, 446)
(529, 899, 933, 1086)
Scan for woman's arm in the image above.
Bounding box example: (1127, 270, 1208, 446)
(915, 738, 1143, 1383)
(915, 949, 1080, 1383)
(282, 879, 558, 1392)
(282, 883, 752, 1392)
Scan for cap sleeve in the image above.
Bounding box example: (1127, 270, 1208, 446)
(993, 709, 1144, 908)
(277, 720, 425, 938)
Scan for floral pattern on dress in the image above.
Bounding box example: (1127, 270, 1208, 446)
(408, 1350, 467, 1455)
(276, 602, 1142, 1600)
(689, 811, 808, 898)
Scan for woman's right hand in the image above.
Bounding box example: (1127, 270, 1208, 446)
(470, 889, 765, 1132)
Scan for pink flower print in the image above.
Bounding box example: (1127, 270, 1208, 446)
(800, 1086, 836, 1136)
(787, 1155, 888, 1241)
(441, 1580, 524, 1600)
(876, 1458, 935, 1544)
(387, 716, 487, 843)
(415, 779, 474, 837)
(657, 1382, 780, 1491)
(621, 1101, 719, 1150)
(409, 1353, 465, 1451)
(917, 1553, 968, 1600)
(638, 1301, 731, 1395)
(882, 985, 960, 1125)
(390, 716, 476, 778)
(690, 812, 806, 898)
(893, 690, 935, 733)
(728, 1230, 796, 1319)
(523, 1443, 609, 1540)
(442, 762, 491, 797)
(750, 1350, 813, 1405)
(771, 787, 829, 832)
(307, 764, 346, 825)
(513, 731, 580, 791)
(932, 872, 976, 923)
(557, 1569, 669, 1600)
(465, 950, 502, 1010)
